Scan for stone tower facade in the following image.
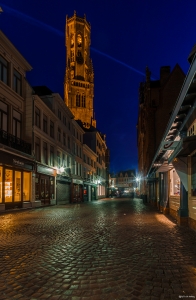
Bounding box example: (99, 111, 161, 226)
(64, 11, 96, 128)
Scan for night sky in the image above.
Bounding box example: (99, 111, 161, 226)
(0, 0, 195, 173)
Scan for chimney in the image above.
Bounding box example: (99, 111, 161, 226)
(160, 66, 170, 85)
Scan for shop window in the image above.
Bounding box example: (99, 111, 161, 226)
(5, 169, 12, 202)
(0, 55, 8, 85)
(35, 175, 39, 200)
(191, 155, 196, 196)
(13, 110, 21, 138)
(0, 166, 2, 203)
(43, 142, 48, 165)
(0, 101, 8, 131)
(50, 146, 54, 167)
(170, 169, 180, 196)
(14, 171, 21, 202)
(13, 69, 22, 96)
(50, 177, 54, 200)
(43, 114, 48, 133)
(35, 136, 40, 162)
(35, 107, 40, 128)
(50, 120, 54, 138)
(23, 172, 30, 201)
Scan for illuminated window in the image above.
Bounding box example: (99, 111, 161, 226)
(23, 172, 30, 201)
(0, 166, 2, 203)
(13, 69, 22, 95)
(170, 169, 180, 196)
(5, 169, 12, 202)
(14, 171, 21, 202)
(0, 55, 8, 84)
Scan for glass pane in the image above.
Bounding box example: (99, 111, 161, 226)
(5, 169, 13, 202)
(170, 169, 180, 196)
(45, 179, 49, 199)
(23, 172, 30, 201)
(14, 171, 21, 201)
(41, 179, 45, 199)
(191, 156, 196, 196)
(13, 119, 16, 136)
(2, 113, 7, 131)
(35, 176, 39, 200)
(0, 167, 2, 203)
(3, 67, 7, 84)
(17, 121, 21, 138)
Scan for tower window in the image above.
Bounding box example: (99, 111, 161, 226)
(71, 51, 74, 62)
(77, 34, 82, 47)
(76, 94, 80, 107)
(82, 95, 86, 107)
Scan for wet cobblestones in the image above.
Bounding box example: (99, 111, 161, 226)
(0, 198, 196, 299)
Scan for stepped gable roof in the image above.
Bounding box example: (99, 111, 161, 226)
(33, 86, 53, 96)
(117, 170, 135, 177)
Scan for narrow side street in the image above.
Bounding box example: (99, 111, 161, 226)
(0, 198, 196, 300)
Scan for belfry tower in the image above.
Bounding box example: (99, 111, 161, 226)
(64, 11, 96, 128)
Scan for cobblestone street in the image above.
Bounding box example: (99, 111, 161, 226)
(0, 198, 196, 300)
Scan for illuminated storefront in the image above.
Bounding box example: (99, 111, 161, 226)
(0, 151, 34, 209)
(35, 164, 56, 206)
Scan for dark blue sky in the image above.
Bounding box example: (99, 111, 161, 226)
(0, 0, 195, 173)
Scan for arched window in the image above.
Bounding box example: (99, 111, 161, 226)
(76, 94, 80, 107)
(82, 95, 86, 107)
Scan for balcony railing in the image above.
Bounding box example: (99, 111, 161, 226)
(0, 129, 31, 155)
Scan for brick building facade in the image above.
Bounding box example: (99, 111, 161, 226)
(137, 65, 185, 199)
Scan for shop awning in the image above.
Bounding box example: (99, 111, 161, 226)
(176, 135, 196, 157)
